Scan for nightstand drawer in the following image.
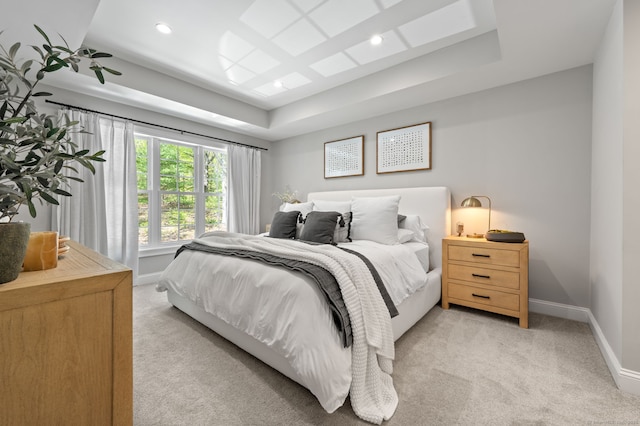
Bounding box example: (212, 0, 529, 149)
(448, 282, 519, 311)
(448, 264, 520, 290)
(448, 245, 520, 267)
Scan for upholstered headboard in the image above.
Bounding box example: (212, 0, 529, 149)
(307, 186, 451, 269)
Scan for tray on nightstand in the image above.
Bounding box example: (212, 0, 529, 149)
(485, 230, 525, 243)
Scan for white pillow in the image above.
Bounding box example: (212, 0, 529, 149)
(398, 228, 415, 244)
(282, 201, 313, 217)
(350, 195, 401, 244)
(312, 200, 351, 213)
(399, 215, 429, 243)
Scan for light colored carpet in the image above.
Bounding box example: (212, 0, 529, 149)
(133, 284, 640, 425)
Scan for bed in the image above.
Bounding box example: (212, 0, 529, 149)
(157, 186, 451, 424)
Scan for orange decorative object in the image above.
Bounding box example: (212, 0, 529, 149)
(23, 231, 59, 271)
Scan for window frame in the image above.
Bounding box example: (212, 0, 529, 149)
(135, 127, 227, 253)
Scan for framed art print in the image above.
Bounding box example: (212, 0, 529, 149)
(376, 122, 431, 174)
(324, 135, 364, 178)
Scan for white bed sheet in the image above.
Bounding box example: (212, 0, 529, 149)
(403, 241, 430, 273)
(339, 240, 427, 305)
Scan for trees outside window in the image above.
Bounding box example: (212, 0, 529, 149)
(136, 134, 227, 247)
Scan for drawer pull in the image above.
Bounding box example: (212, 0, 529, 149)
(472, 253, 491, 258)
(472, 273, 491, 279)
(472, 293, 491, 299)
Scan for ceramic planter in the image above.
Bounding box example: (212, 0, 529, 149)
(0, 222, 31, 284)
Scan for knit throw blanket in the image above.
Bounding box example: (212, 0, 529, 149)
(195, 232, 398, 424)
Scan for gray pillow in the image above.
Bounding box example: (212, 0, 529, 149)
(269, 211, 300, 239)
(300, 211, 342, 244)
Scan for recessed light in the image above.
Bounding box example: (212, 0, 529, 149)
(370, 34, 383, 45)
(155, 23, 172, 34)
(273, 80, 284, 88)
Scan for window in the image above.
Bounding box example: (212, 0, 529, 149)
(135, 132, 227, 248)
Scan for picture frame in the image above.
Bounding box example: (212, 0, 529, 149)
(376, 122, 431, 174)
(324, 135, 364, 179)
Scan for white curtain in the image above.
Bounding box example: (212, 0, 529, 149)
(228, 144, 261, 234)
(51, 110, 139, 278)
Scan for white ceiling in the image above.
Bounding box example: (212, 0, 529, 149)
(1, 0, 617, 141)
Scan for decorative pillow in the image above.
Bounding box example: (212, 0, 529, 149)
(282, 201, 313, 238)
(398, 228, 415, 244)
(312, 200, 351, 213)
(399, 215, 429, 243)
(268, 211, 300, 239)
(299, 211, 342, 244)
(334, 212, 352, 243)
(350, 195, 401, 244)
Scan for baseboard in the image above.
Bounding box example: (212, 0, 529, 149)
(529, 298, 640, 397)
(135, 272, 163, 286)
(528, 298, 590, 322)
(586, 310, 640, 396)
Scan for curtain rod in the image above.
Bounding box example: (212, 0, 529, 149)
(44, 99, 268, 152)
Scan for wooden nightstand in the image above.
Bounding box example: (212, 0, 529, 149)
(442, 236, 529, 328)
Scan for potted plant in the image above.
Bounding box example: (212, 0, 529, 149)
(0, 25, 120, 283)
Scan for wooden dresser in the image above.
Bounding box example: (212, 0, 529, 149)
(442, 236, 529, 328)
(0, 241, 133, 425)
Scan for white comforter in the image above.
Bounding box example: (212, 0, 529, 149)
(157, 233, 428, 423)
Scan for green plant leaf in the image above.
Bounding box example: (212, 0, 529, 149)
(4, 117, 28, 124)
(93, 69, 105, 84)
(27, 199, 36, 217)
(32, 91, 53, 97)
(45, 127, 59, 138)
(90, 52, 113, 59)
(20, 59, 33, 74)
(43, 62, 65, 72)
(103, 67, 122, 76)
(34, 25, 52, 45)
(53, 188, 72, 197)
(53, 159, 63, 174)
(31, 45, 45, 59)
(9, 42, 21, 59)
(39, 191, 59, 205)
(53, 45, 74, 55)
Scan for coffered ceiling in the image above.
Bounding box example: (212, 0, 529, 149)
(2, 0, 617, 141)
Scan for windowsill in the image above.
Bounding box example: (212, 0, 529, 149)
(138, 244, 187, 258)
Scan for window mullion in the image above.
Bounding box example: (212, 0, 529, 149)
(195, 146, 205, 237)
(149, 138, 162, 246)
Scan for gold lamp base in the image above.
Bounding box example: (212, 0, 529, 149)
(466, 233, 485, 239)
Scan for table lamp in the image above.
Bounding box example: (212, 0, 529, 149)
(461, 195, 491, 238)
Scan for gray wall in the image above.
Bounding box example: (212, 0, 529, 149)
(591, 0, 640, 375)
(621, 0, 640, 374)
(268, 66, 594, 307)
(591, 0, 623, 371)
